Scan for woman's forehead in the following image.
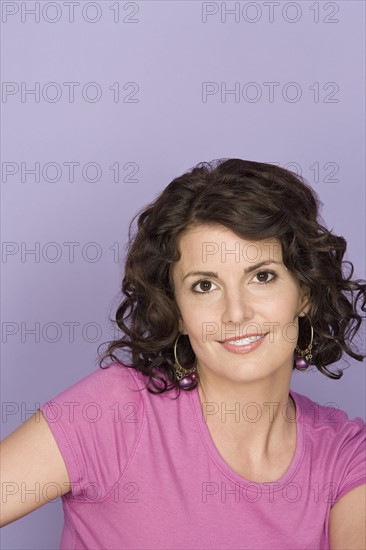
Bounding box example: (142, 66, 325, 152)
(174, 227, 283, 273)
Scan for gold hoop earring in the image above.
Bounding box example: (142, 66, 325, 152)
(294, 313, 314, 370)
(172, 332, 198, 389)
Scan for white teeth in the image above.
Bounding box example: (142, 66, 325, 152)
(224, 335, 263, 346)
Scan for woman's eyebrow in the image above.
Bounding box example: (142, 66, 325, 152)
(182, 260, 282, 281)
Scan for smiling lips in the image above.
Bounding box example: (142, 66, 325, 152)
(219, 333, 267, 344)
(219, 333, 268, 354)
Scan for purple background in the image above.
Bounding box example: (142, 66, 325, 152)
(1, 1, 365, 548)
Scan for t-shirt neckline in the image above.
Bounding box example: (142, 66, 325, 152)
(190, 385, 304, 492)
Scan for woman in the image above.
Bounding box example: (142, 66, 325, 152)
(1, 158, 365, 549)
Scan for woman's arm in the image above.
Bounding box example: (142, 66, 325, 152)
(0, 410, 71, 527)
(329, 484, 366, 549)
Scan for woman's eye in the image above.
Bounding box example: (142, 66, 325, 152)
(252, 271, 276, 284)
(192, 272, 276, 293)
(192, 280, 216, 293)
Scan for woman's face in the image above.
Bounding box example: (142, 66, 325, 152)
(171, 224, 310, 383)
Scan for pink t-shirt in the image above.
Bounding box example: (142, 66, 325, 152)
(39, 362, 366, 550)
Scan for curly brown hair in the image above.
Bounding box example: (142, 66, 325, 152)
(97, 158, 366, 396)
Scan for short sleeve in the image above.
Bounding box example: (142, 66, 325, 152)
(39, 363, 144, 501)
(332, 415, 366, 504)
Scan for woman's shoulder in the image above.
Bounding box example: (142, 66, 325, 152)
(52, 360, 144, 398)
(40, 360, 147, 428)
(39, 361, 147, 500)
(292, 390, 366, 505)
(292, 389, 365, 438)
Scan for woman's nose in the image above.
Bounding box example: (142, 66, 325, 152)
(221, 287, 254, 326)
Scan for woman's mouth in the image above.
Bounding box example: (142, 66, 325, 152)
(219, 333, 268, 354)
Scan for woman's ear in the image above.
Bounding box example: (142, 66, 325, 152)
(298, 283, 311, 317)
(178, 315, 187, 335)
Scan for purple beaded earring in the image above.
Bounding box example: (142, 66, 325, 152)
(173, 332, 198, 389)
(294, 313, 314, 370)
